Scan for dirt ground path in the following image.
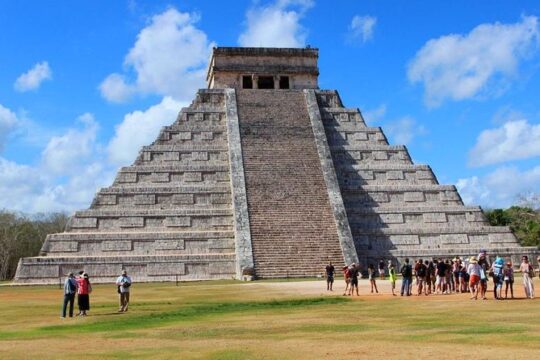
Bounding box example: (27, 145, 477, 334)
(245, 277, 538, 301)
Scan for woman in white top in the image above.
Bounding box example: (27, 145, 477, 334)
(519, 256, 535, 299)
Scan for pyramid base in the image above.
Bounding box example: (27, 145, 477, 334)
(14, 254, 236, 284)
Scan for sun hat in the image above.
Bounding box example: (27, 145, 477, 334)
(469, 256, 478, 263)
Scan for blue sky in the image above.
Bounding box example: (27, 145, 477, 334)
(1, 0, 540, 213)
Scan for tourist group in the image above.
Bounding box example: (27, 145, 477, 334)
(325, 252, 539, 300)
(61, 269, 132, 318)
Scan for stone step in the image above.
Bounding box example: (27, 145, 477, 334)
(100, 185, 231, 194)
(114, 170, 229, 186)
(119, 164, 230, 173)
(14, 253, 236, 284)
(164, 123, 226, 132)
(43, 230, 235, 257)
(347, 205, 482, 214)
(75, 208, 233, 218)
(48, 230, 234, 241)
(142, 144, 229, 152)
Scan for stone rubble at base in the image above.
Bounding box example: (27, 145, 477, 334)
(14, 47, 538, 284)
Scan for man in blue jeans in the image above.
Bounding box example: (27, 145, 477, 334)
(400, 258, 413, 296)
(61, 272, 78, 318)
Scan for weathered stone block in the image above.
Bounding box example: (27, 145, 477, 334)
(192, 152, 208, 161)
(49, 241, 78, 252)
(404, 192, 425, 202)
(184, 172, 202, 182)
(209, 261, 235, 274)
(380, 214, 403, 224)
(102, 241, 132, 251)
(155, 240, 185, 250)
(148, 263, 186, 276)
(390, 235, 420, 245)
(119, 217, 144, 228)
(200, 131, 214, 140)
(116, 172, 137, 183)
(441, 234, 469, 244)
(386, 171, 404, 180)
(174, 132, 192, 140)
(172, 194, 194, 205)
(96, 195, 117, 205)
(70, 217, 98, 228)
(164, 217, 191, 227)
(134, 194, 156, 205)
(423, 213, 447, 223)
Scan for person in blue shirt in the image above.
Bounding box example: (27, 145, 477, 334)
(61, 272, 78, 318)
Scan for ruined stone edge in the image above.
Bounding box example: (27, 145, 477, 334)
(225, 88, 255, 278)
(304, 89, 360, 266)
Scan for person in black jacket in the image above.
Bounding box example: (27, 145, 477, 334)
(400, 258, 413, 296)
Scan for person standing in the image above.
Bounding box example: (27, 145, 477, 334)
(325, 262, 335, 291)
(400, 258, 413, 296)
(388, 263, 397, 296)
(116, 270, 132, 312)
(348, 263, 360, 296)
(368, 264, 378, 293)
(478, 250, 490, 300)
(342, 265, 351, 296)
(503, 262, 514, 299)
(415, 259, 427, 296)
(491, 257, 504, 300)
(61, 272, 78, 318)
(378, 260, 386, 280)
(77, 273, 92, 316)
(467, 257, 481, 300)
(519, 256, 535, 299)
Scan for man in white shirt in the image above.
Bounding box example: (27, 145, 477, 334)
(115, 270, 132, 312)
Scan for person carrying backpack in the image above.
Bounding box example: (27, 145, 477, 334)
(116, 269, 132, 312)
(400, 258, 413, 296)
(61, 272, 78, 318)
(415, 259, 427, 296)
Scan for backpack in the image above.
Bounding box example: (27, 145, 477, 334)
(68, 279, 77, 293)
(401, 264, 412, 278)
(417, 265, 426, 277)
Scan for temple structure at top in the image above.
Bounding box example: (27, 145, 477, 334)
(14, 47, 538, 283)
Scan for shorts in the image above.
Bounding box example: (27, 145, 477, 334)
(469, 274, 480, 286)
(350, 278, 358, 286)
(327, 276, 334, 283)
(436, 275, 445, 285)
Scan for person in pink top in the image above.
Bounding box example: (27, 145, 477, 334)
(77, 273, 92, 316)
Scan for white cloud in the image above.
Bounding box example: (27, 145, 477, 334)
(41, 113, 100, 175)
(468, 119, 540, 167)
(457, 165, 540, 208)
(384, 116, 426, 145)
(14, 62, 52, 92)
(349, 15, 377, 43)
(0, 104, 20, 151)
(408, 16, 540, 107)
(362, 104, 386, 124)
(108, 96, 183, 164)
(99, 8, 214, 103)
(238, 0, 313, 47)
(99, 74, 135, 103)
(0, 112, 116, 213)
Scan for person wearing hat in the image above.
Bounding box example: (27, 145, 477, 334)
(115, 270, 132, 312)
(61, 272, 78, 318)
(467, 257, 481, 300)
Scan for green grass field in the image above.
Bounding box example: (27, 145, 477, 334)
(1, 279, 539, 359)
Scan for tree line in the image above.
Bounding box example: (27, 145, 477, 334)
(485, 206, 540, 248)
(0, 211, 68, 280)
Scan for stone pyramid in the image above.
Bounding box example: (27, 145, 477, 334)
(15, 47, 537, 283)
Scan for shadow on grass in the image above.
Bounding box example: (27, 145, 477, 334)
(0, 297, 350, 340)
